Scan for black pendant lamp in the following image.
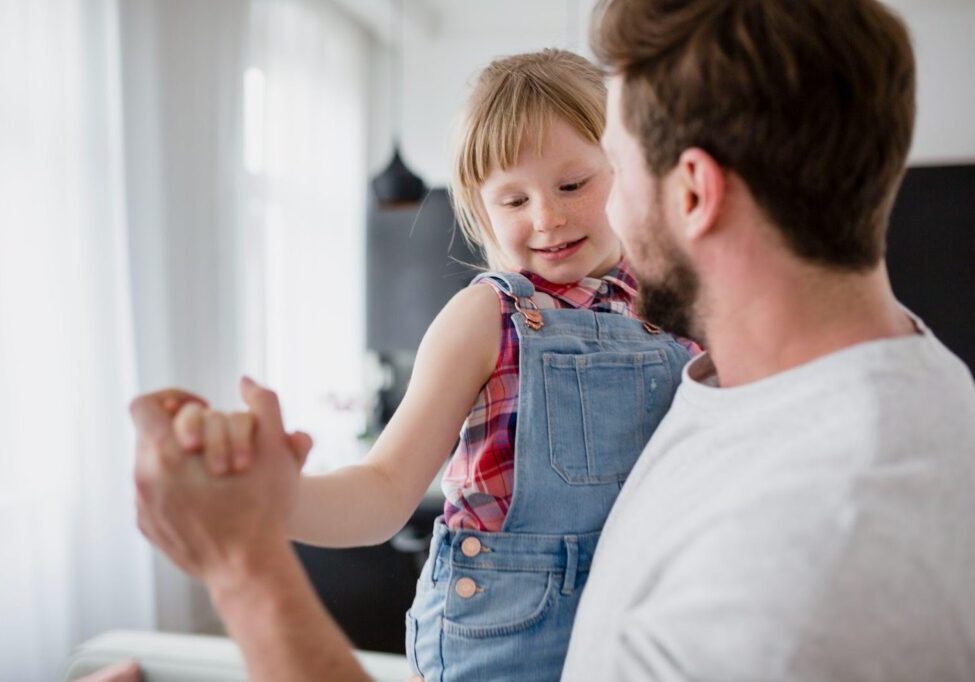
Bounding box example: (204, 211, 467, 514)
(371, 0, 426, 207)
(372, 144, 426, 205)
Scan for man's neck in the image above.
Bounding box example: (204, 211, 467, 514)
(702, 261, 917, 388)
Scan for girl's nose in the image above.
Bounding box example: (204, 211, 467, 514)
(532, 198, 566, 233)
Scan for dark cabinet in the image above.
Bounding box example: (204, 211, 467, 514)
(295, 497, 442, 654)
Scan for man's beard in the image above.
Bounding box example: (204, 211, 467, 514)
(632, 214, 704, 345)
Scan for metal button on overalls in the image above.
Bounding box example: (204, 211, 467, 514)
(461, 536, 482, 557)
(455, 577, 477, 598)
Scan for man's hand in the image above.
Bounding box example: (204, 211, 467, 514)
(76, 661, 142, 682)
(130, 379, 312, 582)
(129, 381, 369, 681)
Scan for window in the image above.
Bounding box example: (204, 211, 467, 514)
(243, 0, 371, 471)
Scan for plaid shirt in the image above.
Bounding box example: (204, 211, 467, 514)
(442, 260, 698, 531)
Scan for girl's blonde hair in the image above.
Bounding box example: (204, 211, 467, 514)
(450, 49, 607, 270)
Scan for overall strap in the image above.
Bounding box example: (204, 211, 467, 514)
(471, 271, 536, 299)
(472, 272, 544, 331)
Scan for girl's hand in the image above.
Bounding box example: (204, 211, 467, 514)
(173, 403, 255, 476)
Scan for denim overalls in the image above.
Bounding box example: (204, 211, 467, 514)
(405, 272, 689, 681)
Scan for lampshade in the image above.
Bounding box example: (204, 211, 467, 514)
(372, 144, 427, 206)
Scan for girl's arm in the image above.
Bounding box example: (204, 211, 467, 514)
(288, 283, 501, 547)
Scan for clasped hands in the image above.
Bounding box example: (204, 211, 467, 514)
(129, 377, 311, 583)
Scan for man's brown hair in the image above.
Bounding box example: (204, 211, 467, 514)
(592, 0, 916, 269)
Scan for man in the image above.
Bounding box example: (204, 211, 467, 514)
(130, 0, 975, 680)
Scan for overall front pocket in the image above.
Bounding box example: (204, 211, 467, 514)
(441, 568, 558, 639)
(543, 349, 672, 484)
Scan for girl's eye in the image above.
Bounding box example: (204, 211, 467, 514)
(503, 197, 527, 208)
(560, 179, 587, 192)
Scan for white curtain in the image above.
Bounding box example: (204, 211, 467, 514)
(117, 0, 250, 635)
(245, 0, 371, 472)
(0, 0, 372, 674)
(0, 1, 154, 679)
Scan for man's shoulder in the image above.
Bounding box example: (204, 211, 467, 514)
(626, 331, 975, 623)
(750, 330, 975, 458)
(826, 331, 975, 455)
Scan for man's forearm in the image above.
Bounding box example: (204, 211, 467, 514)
(207, 538, 370, 682)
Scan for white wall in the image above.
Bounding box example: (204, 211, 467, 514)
(368, 0, 975, 186)
(369, 0, 598, 186)
(886, 0, 975, 164)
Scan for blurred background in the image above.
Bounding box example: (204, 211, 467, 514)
(0, 0, 972, 679)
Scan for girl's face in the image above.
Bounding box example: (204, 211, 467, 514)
(478, 117, 622, 284)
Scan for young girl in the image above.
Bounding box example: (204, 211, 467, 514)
(176, 49, 692, 681)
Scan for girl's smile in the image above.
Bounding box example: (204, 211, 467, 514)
(530, 236, 588, 261)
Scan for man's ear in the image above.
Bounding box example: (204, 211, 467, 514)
(675, 148, 724, 242)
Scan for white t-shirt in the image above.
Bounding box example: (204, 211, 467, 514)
(563, 317, 975, 681)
